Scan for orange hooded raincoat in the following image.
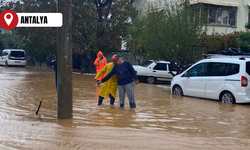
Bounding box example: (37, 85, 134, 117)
(94, 51, 107, 80)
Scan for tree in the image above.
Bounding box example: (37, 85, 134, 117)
(5, 0, 137, 70)
(237, 32, 250, 53)
(0, 38, 3, 51)
(72, 0, 137, 72)
(245, 12, 250, 29)
(5, 0, 57, 66)
(236, 18, 250, 53)
(0, 1, 25, 52)
(200, 32, 239, 54)
(0, 31, 26, 49)
(128, 1, 207, 74)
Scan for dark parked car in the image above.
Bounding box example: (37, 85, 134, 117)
(50, 53, 82, 70)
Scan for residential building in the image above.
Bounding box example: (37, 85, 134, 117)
(133, 0, 250, 35)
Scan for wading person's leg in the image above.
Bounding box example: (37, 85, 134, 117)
(125, 82, 136, 108)
(109, 93, 115, 105)
(98, 96, 104, 105)
(118, 85, 126, 107)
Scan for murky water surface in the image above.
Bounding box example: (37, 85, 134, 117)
(1, 67, 250, 150)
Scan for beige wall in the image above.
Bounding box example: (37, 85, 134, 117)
(133, 0, 171, 16)
(133, 0, 250, 35)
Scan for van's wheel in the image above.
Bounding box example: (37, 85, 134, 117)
(220, 92, 235, 104)
(172, 85, 183, 96)
(147, 76, 155, 84)
(5, 61, 8, 67)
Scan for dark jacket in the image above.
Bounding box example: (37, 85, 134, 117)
(101, 61, 138, 85)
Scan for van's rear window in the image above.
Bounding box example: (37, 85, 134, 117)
(11, 51, 25, 57)
(246, 62, 250, 76)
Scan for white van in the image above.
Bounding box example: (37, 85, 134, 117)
(0, 49, 26, 67)
(171, 55, 250, 104)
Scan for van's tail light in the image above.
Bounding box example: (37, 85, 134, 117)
(241, 76, 248, 87)
(8, 54, 10, 59)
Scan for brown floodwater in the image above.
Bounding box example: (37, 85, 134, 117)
(1, 66, 250, 150)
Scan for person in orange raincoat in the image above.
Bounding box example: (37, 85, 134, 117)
(94, 55, 118, 105)
(94, 51, 107, 82)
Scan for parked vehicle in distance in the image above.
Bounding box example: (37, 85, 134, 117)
(0, 49, 26, 67)
(171, 55, 250, 104)
(133, 60, 176, 84)
(50, 52, 82, 71)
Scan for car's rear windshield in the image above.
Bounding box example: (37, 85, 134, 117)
(11, 51, 25, 57)
(141, 60, 153, 67)
(246, 62, 250, 76)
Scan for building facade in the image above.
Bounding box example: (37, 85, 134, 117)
(133, 0, 250, 35)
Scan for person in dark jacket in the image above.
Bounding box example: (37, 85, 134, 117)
(98, 54, 139, 108)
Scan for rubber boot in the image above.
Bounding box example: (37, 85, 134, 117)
(129, 103, 136, 108)
(98, 96, 104, 106)
(109, 94, 115, 105)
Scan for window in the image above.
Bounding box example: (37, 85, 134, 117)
(229, 9, 236, 26)
(209, 7, 216, 24)
(227, 63, 239, 76)
(169, 63, 177, 71)
(187, 63, 208, 77)
(222, 10, 229, 24)
(208, 5, 236, 26)
(246, 62, 250, 76)
(248, 7, 250, 23)
(141, 60, 153, 67)
(2, 52, 8, 56)
(206, 63, 228, 76)
(11, 51, 25, 57)
(153, 63, 167, 71)
(216, 9, 222, 24)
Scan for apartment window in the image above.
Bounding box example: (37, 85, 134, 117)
(208, 5, 236, 26)
(248, 7, 250, 23)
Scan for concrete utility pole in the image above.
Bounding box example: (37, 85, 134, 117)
(57, 0, 73, 119)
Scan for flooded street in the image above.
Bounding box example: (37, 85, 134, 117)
(1, 66, 250, 150)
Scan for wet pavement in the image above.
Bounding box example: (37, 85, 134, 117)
(1, 66, 250, 149)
